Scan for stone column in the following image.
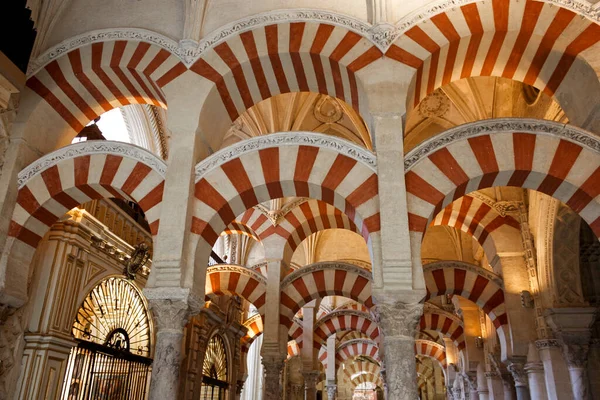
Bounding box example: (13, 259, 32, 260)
(262, 351, 286, 400)
(507, 361, 530, 400)
(563, 338, 592, 400)
(485, 372, 504, 400)
(523, 362, 545, 399)
(535, 339, 572, 400)
(325, 335, 337, 400)
(476, 366, 489, 400)
(303, 371, 319, 400)
(374, 297, 423, 398)
(545, 307, 597, 400)
(501, 374, 516, 400)
(145, 288, 201, 400)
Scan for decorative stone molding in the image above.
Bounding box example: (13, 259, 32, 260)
(373, 301, 423, 338)
(18, 140, 167, 188)
(535, 339, 561, 350)
(524, 362, 544, 374)
(392, 0, 600, 46)
(423, 260, 504, 287)
(28, 28, 185, 76)
(207, 264, 267, 286)
(29, 9, 386, 76)
(28, 1, 600, 76)
(254, 197, 309, 226)
(404, 118, 600, 172)
(195, 132, 377, 181)
(280, 261, 372, 290)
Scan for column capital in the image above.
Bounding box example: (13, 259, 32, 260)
(326, 384, 337, 399)
(303, 370, 319, 389)
(507, 361, 528, 387)
(372, 295, 424, 338)
(534, 339, 561, 350)
(544, 307, 597, 368)
(144, 288, 202, 332)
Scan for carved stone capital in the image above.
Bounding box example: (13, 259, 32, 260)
(544, 307, 597, 368)
(484, 372, 499, 379)
(303, 371, 319, 390)
(562, 337, 592, 369)
(326, 384, 337, 399)
(464, 372, 477, 392)
(507, 362, 528, 387)
(235, 380, 245, 395)
(373, 298, 423, 338)
(144, 288, 202, 332)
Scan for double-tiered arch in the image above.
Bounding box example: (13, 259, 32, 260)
(3, 141, 166, 305)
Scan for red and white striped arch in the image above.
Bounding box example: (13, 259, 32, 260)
(228, 199, 365, 262)
(287, 340, 301, 359)
(192, 133, 380, 273)
(10, 141, 166, 249)
(431, 194, 521, 262)
(314, 309, 380, 346)
(423, 260, 508, 349)
(415, 339, 447, 369)
(405, 119, 600, 238)
(279, 261, 374, 328)
(336, 339, 380, 364)
(241, 313, 263, 352)
(416, 358, 434, 378)
(351, 373, 383, 388)
(221, 220, 261, 242)
(205, 265, 267, 315)
(26, 40, 184, 136)
(420, 308, 466, 352)
(387, 0, 600, 109)
(343, 360, 381, 381)
(190, 21, 382, 123)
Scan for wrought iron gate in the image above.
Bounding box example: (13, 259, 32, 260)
(61, 341, 152, 400)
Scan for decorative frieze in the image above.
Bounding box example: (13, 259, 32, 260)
(404, 118, 600, 171)
(18, 141, 167, 188)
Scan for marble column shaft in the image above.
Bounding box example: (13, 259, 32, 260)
(524, 362, 547, 400)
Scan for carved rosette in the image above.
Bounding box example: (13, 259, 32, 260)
(374, 301, 423, 338)
(507, 362, 528, 387)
